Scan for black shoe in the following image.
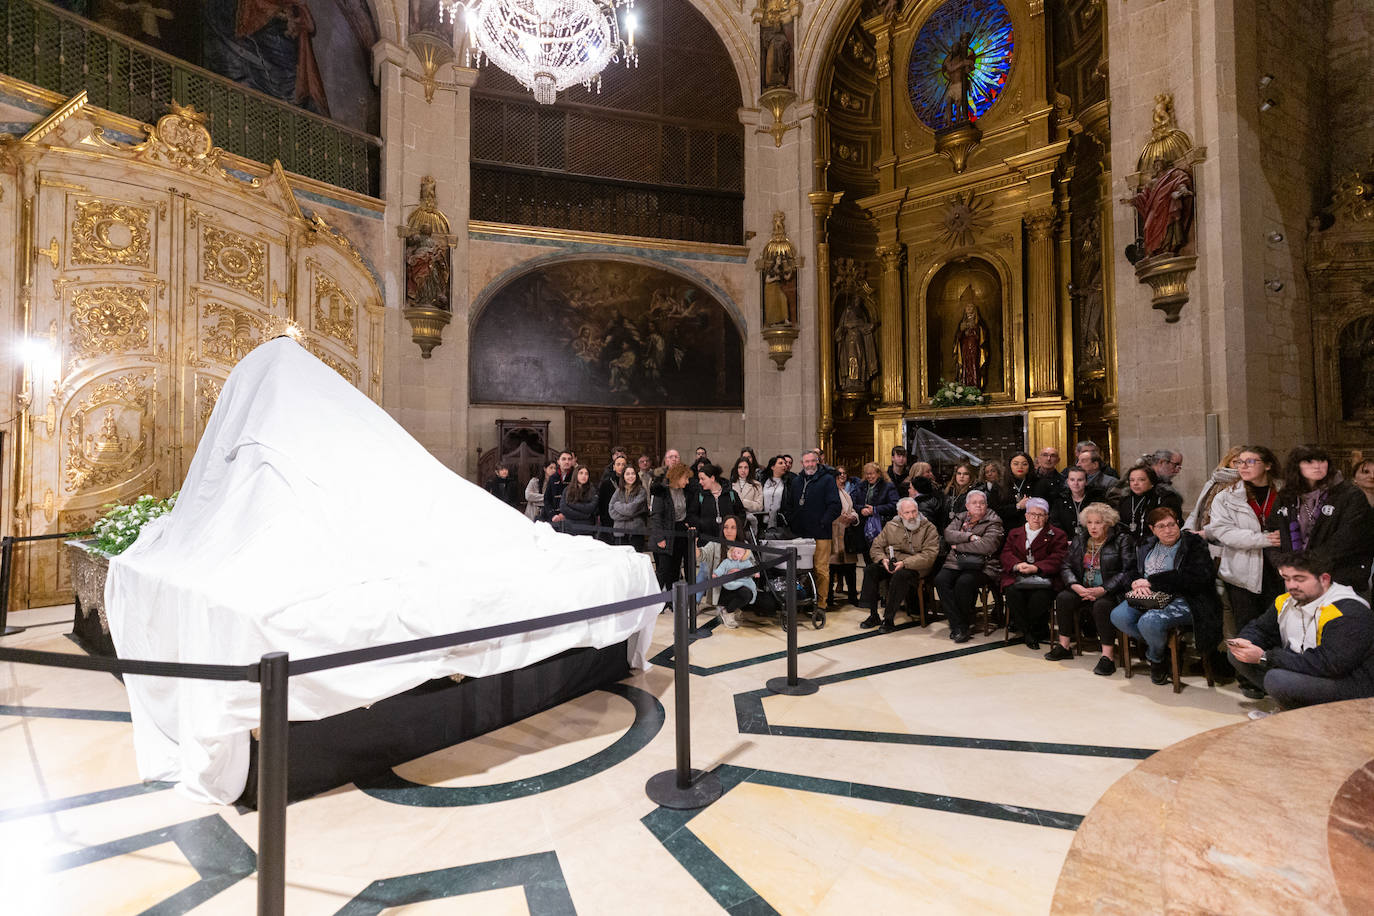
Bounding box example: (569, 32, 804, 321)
(1149, 660, 1170, 686)
(1092, 656, 1117, 676)
(952, 630, 972, 644)
(879, 622, 895, 634)
(860, 613, 882, 629)
(1024, 634, 1040, 651)
(1241, 683, 1267, 700)
(1044, 643, 1073, 661)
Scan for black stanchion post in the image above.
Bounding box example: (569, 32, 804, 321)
(766, 546, 818, 696)
(684, 527, 709, 640)
(257, 651, 289, 916)
(0, 536, 23, 637)
(645, 581, 722, 810)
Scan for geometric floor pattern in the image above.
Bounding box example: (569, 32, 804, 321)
(0, 600, 1262, 914)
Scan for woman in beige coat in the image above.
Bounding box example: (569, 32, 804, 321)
(829, 467, 861, 606)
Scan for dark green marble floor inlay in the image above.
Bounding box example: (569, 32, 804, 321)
(357, 683, 664, 807)
(643, 763, 1084, 914)
(336, 851, 575, 915)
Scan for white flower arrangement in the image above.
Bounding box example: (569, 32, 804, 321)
(930, 379, 986, 408)
(91, 492, 178, 556)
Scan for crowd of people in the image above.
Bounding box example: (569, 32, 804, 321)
(486, 440, 1374, 715)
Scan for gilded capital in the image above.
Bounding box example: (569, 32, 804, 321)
(1025, 208, 1057, 242)
(876, 244, 904, 272)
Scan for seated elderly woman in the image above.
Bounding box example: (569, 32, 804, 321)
(998, 497, 1068, 650)
(1046, 503, 1136, 673)
(1109, 507, 1222, 685)
(934, 489, 1005, 643)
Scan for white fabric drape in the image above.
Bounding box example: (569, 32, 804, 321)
(105, 339, 659, 803)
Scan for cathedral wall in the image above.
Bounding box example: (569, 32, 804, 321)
(1327, 0, 1374, 185)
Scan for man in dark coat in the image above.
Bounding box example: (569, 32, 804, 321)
(484, 465, 521, 509)
(789, 450, 842, 612)
(540, 450, 575, 522)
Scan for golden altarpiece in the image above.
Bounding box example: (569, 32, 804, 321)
(812, 0, 1116, 471)
(1, 95, 384, 608)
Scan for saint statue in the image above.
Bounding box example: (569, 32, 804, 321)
(758, 211, 798, 326)
(403, 176, 453, 311)
(952, 286, 988, 389)
(940, 32, 977, 123)
(762, 22, 793, 90)
(1124, 157, 1195, 260)
(835, 298, 879, 394)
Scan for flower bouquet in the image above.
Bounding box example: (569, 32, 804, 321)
(930, 379, 986, 408)
(91, 492, 178, 556)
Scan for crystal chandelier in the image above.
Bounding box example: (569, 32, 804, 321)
(441, 0, 639, 105)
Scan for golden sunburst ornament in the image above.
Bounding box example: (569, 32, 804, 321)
(939, 191, 989, 248)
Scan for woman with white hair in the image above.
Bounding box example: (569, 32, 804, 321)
(998, 496, 1068, 650)
(934, 489, 1004, 643)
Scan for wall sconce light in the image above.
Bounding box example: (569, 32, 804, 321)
(1258, 74, 1274, 90)
(1259, 98, 1279, 112)
(1266, 230, 1285, 244)
(1265, 279, 1284, 292)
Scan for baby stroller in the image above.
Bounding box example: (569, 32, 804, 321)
(748, 515, 822, 629)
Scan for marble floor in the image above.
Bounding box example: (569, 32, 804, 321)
(0, 598, 1272, 914)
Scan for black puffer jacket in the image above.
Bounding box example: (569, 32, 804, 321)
(1267, 481, 1374, 590)
(1060, 529, 1136, 597)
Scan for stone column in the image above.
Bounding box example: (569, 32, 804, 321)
(1024, 207, 1061, 397)
(875, 242, 906, 407)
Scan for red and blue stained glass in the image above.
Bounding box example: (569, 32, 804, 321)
(907, 0, 1015, 131)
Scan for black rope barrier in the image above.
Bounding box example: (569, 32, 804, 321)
(1, 530, 91, 636)
(0, 646, 260, 681)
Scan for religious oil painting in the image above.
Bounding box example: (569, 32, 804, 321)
(470, 261, 744, 409)
(52, 0, 379, 133)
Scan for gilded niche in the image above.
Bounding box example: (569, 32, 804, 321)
(312, 272, 358, 353)
(71, 200, 152, 267)
(63, 374, 153, 492)
(69, 286, 151, 356)
(202, 225, 266, 298)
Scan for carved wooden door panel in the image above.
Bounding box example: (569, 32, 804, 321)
(24, 171, 178, 605)
(177, 198, 291, 482)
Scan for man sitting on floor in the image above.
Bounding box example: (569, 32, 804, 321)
(860, 497, 941, 633)
(1227, 550, 1374, 713)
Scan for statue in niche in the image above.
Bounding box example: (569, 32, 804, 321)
(758, 211, 798, 326)
(952, 286, 989, 389)
(941, 32, 978, 123)
(1124, 156, 1195, 261)
(753, 0, 801, 91)
(1339, 315, 1374, 421)
(402, 175, 454, 311)
(1071, 214, 1106, 371)
(836, 298, 879, 394)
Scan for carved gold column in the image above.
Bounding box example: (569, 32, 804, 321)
(1081, 98, 1118, 456)
(868, 18, 896, 189)
(1055, 169, 1075, 402)
(810, 189, 843, 455)
(1025, 207, 1060, 398)
(875, 243, 906, 407)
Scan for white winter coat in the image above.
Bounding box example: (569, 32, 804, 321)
(1204, 482, 1272, 593)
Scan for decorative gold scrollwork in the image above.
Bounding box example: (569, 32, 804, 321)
(312, 273, 358, 353)
(71, 200, 152, 267)
(63, 374, 153, 492)
(196, 376, 222, 429)
(202, 225, 266, 298)
(36, 237, 60, 269)
(201, 301, 270, 367)
(69, 286, 150, 357)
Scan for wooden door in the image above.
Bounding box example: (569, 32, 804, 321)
(565, 408, 664, 471)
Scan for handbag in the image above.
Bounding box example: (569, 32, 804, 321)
(1126, 590, 1172, 610)
(863, 512, 883, 543)
(843, 522, 867, 556)
(1007, 574, 1053, 590)
(763, 522, 795, 541)
(955, 552, 985, 572)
